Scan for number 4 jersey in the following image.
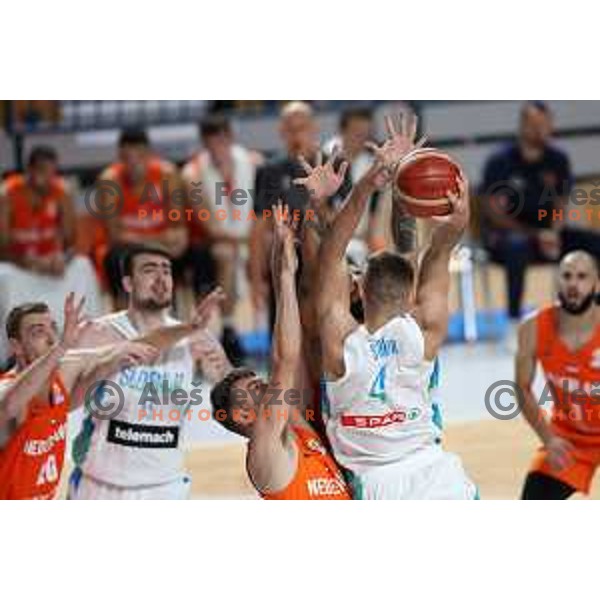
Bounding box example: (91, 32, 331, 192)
(323, 314, 437, 474)
(0, 370, 69, 500)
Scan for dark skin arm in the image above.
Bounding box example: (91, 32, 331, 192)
(318, 113, 425, 379)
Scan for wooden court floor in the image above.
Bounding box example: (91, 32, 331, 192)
(185, 418, 600, 500)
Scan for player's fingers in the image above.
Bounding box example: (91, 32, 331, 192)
(397, 112, 406, 138)
(364, 141, 379, 153)
(327, 146, 339, 167)
(297, 155, 313, 175)
(408, 113, 418, 142)
(64, 291, 75, 314)
(76, 296, 86, 320)
(414, 135, 428, 150)
(337, 160, 349, 182)
(384, 115, 397, 139)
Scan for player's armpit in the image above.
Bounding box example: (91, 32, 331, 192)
(319, 302, 357, 380)
(247, 404, 297, 495)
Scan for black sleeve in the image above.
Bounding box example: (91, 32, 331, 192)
(254, 163, 282, 213)
(556, 150, 573, 197)
(480, 152, 505, 195)
(254, 164, 269, 213)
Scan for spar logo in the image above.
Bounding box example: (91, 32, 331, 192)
(340, 407, 422, 429)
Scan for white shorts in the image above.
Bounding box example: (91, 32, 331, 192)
(349, 447, 478, 500)
(68, 470, 192, 500)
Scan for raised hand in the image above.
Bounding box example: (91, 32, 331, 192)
(61, 292, 89, 349)
(271, 201, 298, 277)
(191, 286, 226, 330)
(293, 150, 349, 206)
(364, 112, 427, 188)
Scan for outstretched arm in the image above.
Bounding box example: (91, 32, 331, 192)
(248, 206, 302, 492)
(0, 293, 85, 433)
(317, 113, 425, 378)
(414, 179, 469, 361)
(64, 288, 229, 407)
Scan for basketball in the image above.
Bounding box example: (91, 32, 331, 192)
(394, 148, 462, 217)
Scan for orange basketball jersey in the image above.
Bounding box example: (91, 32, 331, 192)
(108, 158, 171, 237)
(3, 173, 66, 259)
(0, 371, 69, 500)
(535, 305, 600, 445)
(260, 425, 351, 500)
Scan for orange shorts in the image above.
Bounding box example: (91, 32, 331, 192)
(530, 443, 600, 494)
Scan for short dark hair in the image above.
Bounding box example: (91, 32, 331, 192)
(210, 367, 257, 437)
(121, 243, 172, 277)
(6, 302, 50, 341)
(521, 100, 551, 118)
(364, 251, 415, 307)
(28, 145, 58, 168)
(199, 114, 232, 139)
(118, 127, 150, 148)
(340, 107, 373, 132)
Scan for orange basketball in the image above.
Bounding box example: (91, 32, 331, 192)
(394, 148, 462, 217)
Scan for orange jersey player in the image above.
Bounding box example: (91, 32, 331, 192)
(0, 290, 215, 500)
(518, 251, 600, 499)
(0, 146, 76, 276)
(210, 205, 350, 500)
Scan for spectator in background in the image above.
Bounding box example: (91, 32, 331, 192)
(481, 101, 572, 325)
(250, 101, 351, 329)
(100, 128, 188, 307)
(323, 106, 382, 264)
(0, 146, 102, 364)
(182, 114, 263, 366)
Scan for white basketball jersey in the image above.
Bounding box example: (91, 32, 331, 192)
(72, 311, 197, 487)
(323, 314, 436, 474)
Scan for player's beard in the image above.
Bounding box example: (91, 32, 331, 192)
(558, 290, 596, 315)
(132, 292, 172, 312)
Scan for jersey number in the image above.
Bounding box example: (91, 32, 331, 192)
(36, 454, 59, 487)
(369, 366, 387, 402)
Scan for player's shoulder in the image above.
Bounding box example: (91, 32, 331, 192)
(260, 152, 290, 172)
(518, 305, 556, 347)
(246, 148, 265, 168)
(155, 158, 177, 177)
(99, 164, 119, 181)
(544, 143, 570, 166)
(181, 152, 203, 181)
(488, 142, 518, 166)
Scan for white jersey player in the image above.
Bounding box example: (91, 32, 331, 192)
(317, 113, 476, 499)
(69, 244, 231, 500)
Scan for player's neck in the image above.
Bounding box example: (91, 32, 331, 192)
(559, 305, 598, 332)
(364, 306, 401, 333)
(126, 308, 169, 333)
